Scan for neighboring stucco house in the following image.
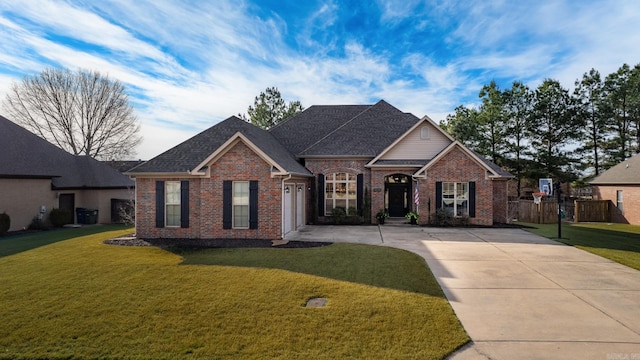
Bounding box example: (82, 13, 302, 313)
(0, 115, 135, 232)
(590, 154, 640, 224)
(127, 100, 512, 240)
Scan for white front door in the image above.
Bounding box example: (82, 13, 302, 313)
(296, 185, 304, 228)
(283, 185, 293, 235)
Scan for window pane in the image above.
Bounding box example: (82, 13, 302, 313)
(457, 183, 468, 199)
(325, 183, 334, 199)
(325, 199, 334, 215)
(348, 183, 356, 198)
(617, 190, 623, 212)
(233, 182, 249, 228)
(165, 182, 181, 226)
(234, 205, 249, 228)
(166, 182, 180, 204)
(234, 182, 249, 205)
(166, 204, 180, 227)
(325, 172, 357, 215)
(456, 200, 468, 216)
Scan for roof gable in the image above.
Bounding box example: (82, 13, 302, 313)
(128, 116, 311, 177)
(591, 155, 640, 185)
(367, 115, 454, 166)
(192, 132, 288, 175)
(414, 141, 513, 179)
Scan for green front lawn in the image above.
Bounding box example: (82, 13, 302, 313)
(0, 227, 467, 359)
(520, 222, 640, 271)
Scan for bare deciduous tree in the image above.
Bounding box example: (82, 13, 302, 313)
(2, 67, 142, 160)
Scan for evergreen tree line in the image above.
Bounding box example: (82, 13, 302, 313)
(441, 63, 640, 198)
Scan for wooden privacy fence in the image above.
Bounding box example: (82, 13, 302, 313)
(512, 199, 611, 224)
(574, 200, 611, 222)
(517, 200, 558, 224)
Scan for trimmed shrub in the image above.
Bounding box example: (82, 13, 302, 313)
(331, 207, 346, 225)
(28, 217, 50, 231)
(0, 212, 10, 235)
(49, 208, 71, 228)
(431, 208, 454, 227)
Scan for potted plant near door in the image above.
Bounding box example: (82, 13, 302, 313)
(405, 211, 419, 225)
(375, 209, 389, 225)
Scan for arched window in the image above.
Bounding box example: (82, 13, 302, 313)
(325, 173, 357, 215)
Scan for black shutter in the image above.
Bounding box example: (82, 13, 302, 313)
(155, 181, 165, 228)
(180, 180, 189, 228)
(469, 182, 476, 218)
(317, 174, 325, 216)
(249, 180, 258, 229)
(435, 182, 442, 210)
(223, 181, 232, 229)
(356, 174, 364, 216)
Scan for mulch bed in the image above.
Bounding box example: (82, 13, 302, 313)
(104, 236, 332, 249)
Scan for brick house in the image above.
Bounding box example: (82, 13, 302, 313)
(590, 154, 640, 224)
(127, 100, 512, 240)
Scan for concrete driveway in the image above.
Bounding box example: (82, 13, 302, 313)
(286, 225, 640, 360)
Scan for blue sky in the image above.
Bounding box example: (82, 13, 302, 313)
(1, 1, 639, 159)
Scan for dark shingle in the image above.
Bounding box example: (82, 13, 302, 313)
(269, 104, 371, 155)
(129, 116, 311, 176)
(0, 115, 133, 188)
(270, 100, 419, 157)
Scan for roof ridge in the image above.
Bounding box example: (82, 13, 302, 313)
(298, 102, 380, 155)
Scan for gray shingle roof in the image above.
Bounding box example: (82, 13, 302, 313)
(468, 148, 514, 178)
(0, 114, 134, 189)
(128, 116, 311, 176)
(269, 104, 371, 155)
(590, 155, 640, 185)
(270, 100, 419, 157)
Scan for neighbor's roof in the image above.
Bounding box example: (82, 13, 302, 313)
(0, 114, 134, 189)
(128, 116, 312, 176)
(590, 155, 640, 185)
(270, 100, 419, 157)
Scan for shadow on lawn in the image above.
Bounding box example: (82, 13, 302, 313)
(0, 225, 131, 258)
(524, 223, 640, 271)
(162, 243, 446, 298)
(563, 226, 640, 251)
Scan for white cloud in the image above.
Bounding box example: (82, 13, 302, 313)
(2, 0, 640, 160)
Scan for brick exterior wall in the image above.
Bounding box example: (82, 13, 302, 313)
(370, 168, 418, 221)
(136, 144, 510, 239)
(592, 185, 640, 224)
(418, 147, 496, 226)
(305, 158, 371, 221)
(136, 142, 284, 240)
(304, 152, 508, 226)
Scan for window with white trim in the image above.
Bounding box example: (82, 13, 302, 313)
(165, 181, 181, 227)
(442, 182, 469, 217)
(617, 190, 623, 213)
(325, 173, 357, 215)
(233, 181, 250, 228)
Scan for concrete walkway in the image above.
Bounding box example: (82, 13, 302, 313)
(286, 225, 640, 359)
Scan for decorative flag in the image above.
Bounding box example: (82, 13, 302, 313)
(414, 182, 419, 207)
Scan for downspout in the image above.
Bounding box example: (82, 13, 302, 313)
(281, 174, 292, 239)
(132, 178, 138, 237)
